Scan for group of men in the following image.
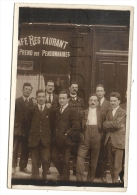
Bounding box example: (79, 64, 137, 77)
(12, 80, 126, 183)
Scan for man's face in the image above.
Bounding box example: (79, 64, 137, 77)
(22, 86, 32, 97)
(96, 87, 105, 99)
(37, 92, 46, 105)
(45, 82, 54, 94)
(89, 96, 98, 108)
(69, 84, 78, 95)
(59, 94, 69, 106)
(110, 97, 120, 108)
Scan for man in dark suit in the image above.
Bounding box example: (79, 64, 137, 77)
(12, 83, 33, 174)
(68, 81, 85, 175)
(28, 89, 51, 179)
(45, 80, 59, 108)
(95, 84, 110, 181)
(44, 80, 59, 174)
(51, 90, 80, 181)
(68, 81, 85, 113)
(76, 94, 103, 182)
(103, 92, 126, 183)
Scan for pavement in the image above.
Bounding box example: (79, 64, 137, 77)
(12, 161, 113, 183)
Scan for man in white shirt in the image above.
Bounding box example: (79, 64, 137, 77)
(76, 94, 103, 182)
(103, 92, 126, 183)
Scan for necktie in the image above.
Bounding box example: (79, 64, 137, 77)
(25, 98, 29, 107)
(49, 94, 51, 103)
(60, 106, 63, 114)
(40, 105, 43, 113)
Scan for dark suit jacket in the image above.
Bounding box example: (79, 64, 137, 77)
(27, 105, 51, 148)
(46, 93, 59, 107)
(68, 96, 85, 113)
(103, 107, 126, 149)
(80, 108, 103, 133)
(14, 97, 33, 136)
(98, 98, 110, 121)
(54, 106, 80, 146)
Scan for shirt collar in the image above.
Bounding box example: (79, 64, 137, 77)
(38, 104, 45, 109)
(112, 106, 119, 112)
(70, 94, 77, 98)
(100, 97, 105, 105)
(89, 107, 96, 111)
(46, 92, 53, 96)
(22, 96, 29, 101)
(61, 103, 68, 109)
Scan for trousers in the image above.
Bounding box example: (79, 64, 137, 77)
(51, 141, 71, 180)
(12, 135, 29, 168)
(107, 137, 124, 183)
(76, 125, 101, 182)
(30, 140, 50, 179)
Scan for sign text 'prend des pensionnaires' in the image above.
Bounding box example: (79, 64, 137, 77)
(18, 35, 70, 57)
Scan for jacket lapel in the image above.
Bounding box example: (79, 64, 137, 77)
(113, 107, 121, 120)
(96, 108, 100, 125)
(20, 97, 27, 109)
(34, 105, 41, 119)
(61, 106, 69, 116)
(41, 106, 48, 119)
(84, 109, 89, 121)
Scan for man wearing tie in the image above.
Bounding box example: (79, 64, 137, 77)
(103, 92, 126, 183)
(76, 94, 103, 182)
(45, 80, 59, 108)
(28, 89, 51, 179)
(68, 82, 85, 175)
(12, 83, 33, 174)
(95, 84, 110, 181)
(51, 90, 80, 181)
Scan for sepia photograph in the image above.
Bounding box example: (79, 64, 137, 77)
(7, 3, 134, 191)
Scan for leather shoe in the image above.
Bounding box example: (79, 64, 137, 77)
(20, 168, 31, 174)
(101, 176, 107, 183)
(57, 174, 61, 179)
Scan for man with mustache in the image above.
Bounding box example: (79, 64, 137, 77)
(76, 94, 103, 182)
(45, 80, 59, 108)
(68, 82, 85, 175)
(103, 92, 126, 183)
(12, 83, 33, 175)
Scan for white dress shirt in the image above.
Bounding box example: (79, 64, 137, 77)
(112, 106, 119, 117)
(60, 103, 68, 113)
(38, 104, 45, 111)
(22, 96, 30, 102)
(99, 97, 105, 106)
(87, 107, 97, 125)
(70, 94, 77, 100)
(46, 93, 53, 102)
